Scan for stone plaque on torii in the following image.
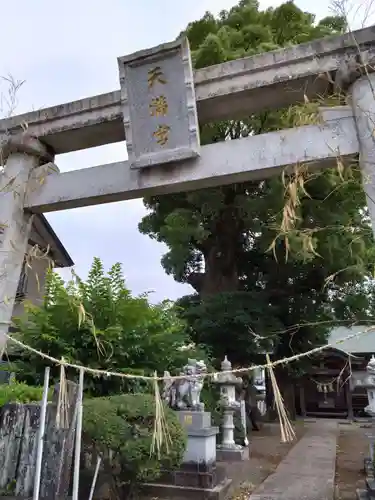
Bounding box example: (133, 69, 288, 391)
(1, 28, 375, 348)
(118, 38, 200, 168)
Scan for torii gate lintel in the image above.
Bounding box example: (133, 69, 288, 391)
(24, 105, 358, 213)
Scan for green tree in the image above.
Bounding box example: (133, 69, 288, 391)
(13, 257, 205, 395)
(139, 0, 374, 413)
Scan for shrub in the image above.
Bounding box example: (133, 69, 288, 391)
(0, 382, 45, 407)
(14, 260, 206, 396)
(82, 393, 186, 497)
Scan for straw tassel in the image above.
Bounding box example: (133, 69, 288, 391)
(56, 359, 70, 429)
(150, 371, 172, 459)
(0, 345, 5, 363)
(266, 354, 296, 443)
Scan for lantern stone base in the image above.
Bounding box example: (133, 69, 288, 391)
(364, 457, 374, 479)
(141, 462, 232, 500)
(356, 478, 375, 499)
(141, 411, 232, 500)
(357, 489, 368, 499)
(357, 459, 375, 499)
(216, 445, 249, 462)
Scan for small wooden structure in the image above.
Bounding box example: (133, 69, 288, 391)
(295, 326, 375, 419)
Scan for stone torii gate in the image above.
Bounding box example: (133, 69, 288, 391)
(1, 27, 375, 350)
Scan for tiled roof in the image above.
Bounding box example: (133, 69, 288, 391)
(328, 325, 375, 354)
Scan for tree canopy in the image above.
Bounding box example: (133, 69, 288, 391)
(139, 0, 374, 369)
(13, 257, 204, 395)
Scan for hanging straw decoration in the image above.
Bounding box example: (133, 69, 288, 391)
(56, 358, 70, 429)
(0, 321, 11, 362)
(266, 354, 296, 443)
(0, 344, 5, 363)
(150, 371, 172, 459)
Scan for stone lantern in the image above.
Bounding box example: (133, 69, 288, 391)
(365, 355, 375, 417)
(360, 354, 375, 483)
(213, 356, 249, 461)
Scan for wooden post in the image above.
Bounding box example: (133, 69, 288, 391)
(299, 383, 307, 418)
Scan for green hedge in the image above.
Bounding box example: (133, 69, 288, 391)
(0, 382, 45, 407)
(82, 393, 186, 497)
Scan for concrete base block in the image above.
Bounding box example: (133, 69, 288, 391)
(357, 488, 370, 499)
(365, 457, 374, 479)
(216, 446, 249, 462)
(140, 477, 232, 500)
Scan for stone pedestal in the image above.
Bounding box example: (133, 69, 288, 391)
(177, 411, 218, 465)
(142, 411, 231, 500)
(216, 409, 249, 461)
(216, 446, 249, 461)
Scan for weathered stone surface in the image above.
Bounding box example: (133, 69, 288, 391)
(25, 107, 358, 213)
(0, 404, 27, 490)
(177, 411, 211, 431)
(0, 26, 374, 154)
(0, 381, 78, 499)
(118, 38, 200, 169)
(140, 477, 232, 500)
(15, 404, 40, 497)
(357, 489, 370, 500)
(216, 446, 249, 462)
(351, 73, 375, 243)
(0, 132, 53, 164)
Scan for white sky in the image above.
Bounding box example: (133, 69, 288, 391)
(0, 0, 372, 301)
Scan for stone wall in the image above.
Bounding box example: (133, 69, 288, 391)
(0, 385, 78, 499)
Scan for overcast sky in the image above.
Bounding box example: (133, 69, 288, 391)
(0, 0, 371, 301)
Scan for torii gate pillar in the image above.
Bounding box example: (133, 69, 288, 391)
(0, 134, 52, 352)
(350, 70, 375, 238)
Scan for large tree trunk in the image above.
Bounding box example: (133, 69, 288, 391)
(200, 241, 239, 296)
(191, 188, 244, 297)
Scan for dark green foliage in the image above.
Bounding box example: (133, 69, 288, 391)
(139, 0, 374, 375)
(13, 258, 206, 395)
(177, 292, 279, 366)
(82, 394, 186, 496)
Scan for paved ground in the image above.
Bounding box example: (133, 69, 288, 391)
(334, 422, 369, 499)
(227, 421, 308, 499)
(248, 420, 338, 500)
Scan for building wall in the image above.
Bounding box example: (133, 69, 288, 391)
(12, 244, 51, 319)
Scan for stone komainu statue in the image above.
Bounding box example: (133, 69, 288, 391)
(162, 359, 207, 412)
